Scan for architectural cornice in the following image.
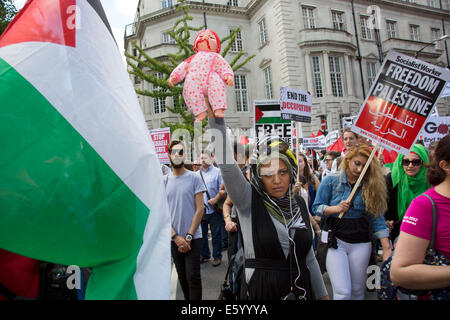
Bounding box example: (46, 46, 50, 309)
(341, 0, 450, 18)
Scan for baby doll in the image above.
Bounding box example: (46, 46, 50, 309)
(168, 29, 234, 122)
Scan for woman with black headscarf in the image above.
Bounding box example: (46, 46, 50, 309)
(207, 111, 328, 300)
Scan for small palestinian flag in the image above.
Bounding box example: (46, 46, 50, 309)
(0, 0, 171, 300)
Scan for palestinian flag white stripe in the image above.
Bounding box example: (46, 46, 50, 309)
(0, 0, 171, 299)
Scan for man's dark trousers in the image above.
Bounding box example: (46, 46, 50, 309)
(171, 238, 202, 300)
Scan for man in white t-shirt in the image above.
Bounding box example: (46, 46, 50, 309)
(164, 140, 206, 300)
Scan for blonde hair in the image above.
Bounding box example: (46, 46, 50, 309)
(340, 144, 387, 217)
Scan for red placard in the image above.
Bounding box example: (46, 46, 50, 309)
(150, 128, 171, 165)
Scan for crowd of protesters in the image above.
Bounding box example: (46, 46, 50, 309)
(1, 121, 448, 300)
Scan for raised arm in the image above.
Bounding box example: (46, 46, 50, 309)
(207, 115, 251, 216)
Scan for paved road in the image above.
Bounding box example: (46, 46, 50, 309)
(171, 235, 379, 300)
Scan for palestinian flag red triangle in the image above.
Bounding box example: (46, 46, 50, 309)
(255, 106, 263, 123)
(0, 0, 77, 48)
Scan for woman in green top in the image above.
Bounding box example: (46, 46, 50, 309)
(384, 144, 430, 243)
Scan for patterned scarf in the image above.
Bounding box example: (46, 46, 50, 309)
(249, 136, 301, 226)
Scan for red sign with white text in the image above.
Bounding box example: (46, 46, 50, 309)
(150, 128, 171, 165)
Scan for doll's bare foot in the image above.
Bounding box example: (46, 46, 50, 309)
(195, 112, 207, 122)
(213, 109, 225, 118)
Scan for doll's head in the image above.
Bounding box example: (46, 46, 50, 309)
(193, 29, 221, 53)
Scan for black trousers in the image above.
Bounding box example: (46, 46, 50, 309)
(171, 238, 202, 300)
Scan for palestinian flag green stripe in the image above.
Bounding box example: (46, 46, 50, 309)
(0, 57, 148, 299)
(256, 117, 291, 124)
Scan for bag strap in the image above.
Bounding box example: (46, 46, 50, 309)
(199, 170, 212, 200)
(422, 194, 437, 251)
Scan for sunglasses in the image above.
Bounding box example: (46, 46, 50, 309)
(401, 159, 422, 167)
(170, 149, 184, 156)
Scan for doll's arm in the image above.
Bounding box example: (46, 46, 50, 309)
(214, 55, 234, 86)
(169, 61, 189, 86)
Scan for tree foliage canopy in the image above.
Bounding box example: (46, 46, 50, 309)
(0, 0, 18, 36)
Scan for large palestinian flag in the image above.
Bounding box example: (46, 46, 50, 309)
(0, 0, 171, 299)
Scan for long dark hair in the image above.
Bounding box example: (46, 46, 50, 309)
(427, 134, 450, 186)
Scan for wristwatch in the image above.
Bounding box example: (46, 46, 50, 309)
(185, 233, 193, 241)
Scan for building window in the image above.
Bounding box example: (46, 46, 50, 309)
(230, 29, 243, 52)
(410, 24, 420, 41)
(386, 20, 397, 38)
(329, 56, 344, 97)
(161, 0, 173, 9)
(432, 28, 441, 49)
(162, 32, 175, 44)
(153, 73, 166, 114)
(360, 16, 372, 40)
(258, 18, 268, 46)
(427, 0, 436, 7)
(311, 56, 323, 98)
(332, 11, 345, 31)
(302, 6, 316, 29)
(263, 67, 273, 99)
(367, 62, 377, 89)
(227, 0, 238, 6)
(235, 75, 249, 112)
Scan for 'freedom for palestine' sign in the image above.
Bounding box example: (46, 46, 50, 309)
(352, 51, 450, 155)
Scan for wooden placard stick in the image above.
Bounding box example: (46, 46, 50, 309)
(338, 143, 379, 219)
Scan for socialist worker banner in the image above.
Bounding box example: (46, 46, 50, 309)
(352, 51, 450, 155)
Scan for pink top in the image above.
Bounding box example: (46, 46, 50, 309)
(400, 187, 450, 259)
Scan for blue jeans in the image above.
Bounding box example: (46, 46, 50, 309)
(201, 211, 223, 260)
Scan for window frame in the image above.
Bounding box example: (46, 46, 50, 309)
(234, 74, 249, 112)
(302, 6, 316, 30)
(410, 24, 420, 42)
(331, 10, 345, 31)
(329, 56, 344, 97)
(258, 18, 268, 47)
(230, 29, 243, 52)
(263, 66, 273, 100)
(311, 55, 324, 98)
(360, 15, 373, 40)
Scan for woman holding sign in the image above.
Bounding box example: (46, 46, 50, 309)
(312, 144, 391, 300)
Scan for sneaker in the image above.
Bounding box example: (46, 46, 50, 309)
(212, 259, 221, 267)
(200, 257, 210, 264)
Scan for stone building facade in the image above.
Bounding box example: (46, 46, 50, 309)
(125, 0, 450, 136)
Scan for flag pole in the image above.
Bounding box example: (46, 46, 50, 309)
(338, 143, 379, 219)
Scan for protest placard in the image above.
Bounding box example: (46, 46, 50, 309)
(421, 116, 450, 147)
(352, 51, 450, 155)
(149, 127, 171, 164)
(280, 87, 312, 123)
(254, 100, 292, 145)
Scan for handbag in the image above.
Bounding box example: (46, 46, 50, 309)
(378, 194, 450, 300)
(315, 216, 341, 274)
(199, 169, 224, 214)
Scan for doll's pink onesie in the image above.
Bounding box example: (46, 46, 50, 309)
(170, 50, 234, 116)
